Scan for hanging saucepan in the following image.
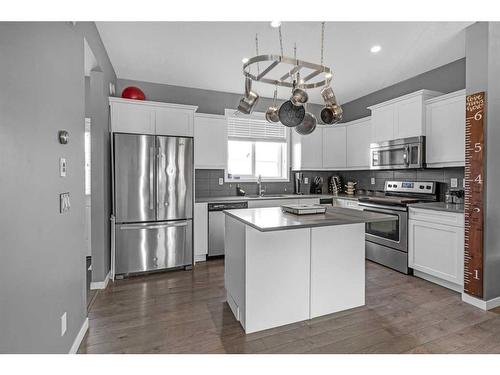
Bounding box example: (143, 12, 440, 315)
(265, 87, 280, 123)
(295, 109, 317, 135)
(279, 100, 305, 127)
(291, 87, 309, 107)
(237, 77, 259, 115)
(320, 103, 343, 125)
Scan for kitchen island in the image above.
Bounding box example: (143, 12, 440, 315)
(223, 206, 395, 334)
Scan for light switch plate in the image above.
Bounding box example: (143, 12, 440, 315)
(304, 177, 309, 184)
(371, 177, 376, 185)
(450, 178, 458, 188)
(218, 178, 223, 185)
(59, 157, 67, 177)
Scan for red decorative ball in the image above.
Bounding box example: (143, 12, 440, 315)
(121, 86, 146, 100)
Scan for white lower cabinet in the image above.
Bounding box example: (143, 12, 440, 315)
(408, 208, 464, 292)
(194, 203, 208, 263)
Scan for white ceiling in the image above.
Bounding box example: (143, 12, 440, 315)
(96, 22, 472, 104)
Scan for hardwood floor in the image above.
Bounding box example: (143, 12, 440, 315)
(78, 259, 500, 354)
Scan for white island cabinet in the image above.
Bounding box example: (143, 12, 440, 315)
(224, 206, 395, 333)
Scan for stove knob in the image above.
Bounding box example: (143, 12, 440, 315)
(419, 185, 424, 189)
(426, 186, 431, 190)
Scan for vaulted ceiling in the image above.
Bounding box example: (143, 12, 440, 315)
(96, 22, 472, 104)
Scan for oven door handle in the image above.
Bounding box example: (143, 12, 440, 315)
(358, 202, 408, 212)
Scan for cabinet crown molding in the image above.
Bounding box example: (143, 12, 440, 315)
(109, 96, 198, 112)
(195, 113, 226, 120)
(367, 89, 443, 111)
(425, 89, 466, 105)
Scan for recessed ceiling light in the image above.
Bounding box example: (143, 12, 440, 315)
(370, 45, 382, 53)
(242, 57, 249, 63)
(270, 21, 281, 28)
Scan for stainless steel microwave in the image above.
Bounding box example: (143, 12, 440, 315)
(370, 136, 425, 170)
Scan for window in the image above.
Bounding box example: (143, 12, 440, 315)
(226, 110, 289, 181)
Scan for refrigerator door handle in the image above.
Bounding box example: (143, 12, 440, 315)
(157, 149, 166, 208)
(120, 221, 188, 230)
(149, 147, 155, 210)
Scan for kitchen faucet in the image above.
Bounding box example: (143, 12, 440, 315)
(257, 175, 265, 196)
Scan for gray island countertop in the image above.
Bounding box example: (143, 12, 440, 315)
(223, 206, 396, 232)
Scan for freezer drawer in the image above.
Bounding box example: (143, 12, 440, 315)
(115, 220, 193, 275)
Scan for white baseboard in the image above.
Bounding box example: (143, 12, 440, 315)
(90, 270, 111, 290)
(194, 254, 207, 263)
(69, 317, 88, 354)
(413, 270, 463, 293)
(462, 293, 500, 310)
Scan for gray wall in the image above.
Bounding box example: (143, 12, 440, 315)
(76, 23, 117, 284)
(466, 22, 500, 301)
(0, 22, 86, 353)
(340, 58, 466, 122)
(116, 78, 323, 117)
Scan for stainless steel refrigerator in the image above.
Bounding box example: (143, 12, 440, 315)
(113, 133, 193, 275)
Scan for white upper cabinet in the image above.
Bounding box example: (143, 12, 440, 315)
(370, 105, 394, 142)
(425, 90, 466, 168)
(291, 127, 324, 170)
(345, 117, 371, 169)
(194, 113, 227, 169)
(368, 90, 442, 142)
(323, 125, 347, 169)
(109, 97, 198, 136)
(109, 99, 155, 134)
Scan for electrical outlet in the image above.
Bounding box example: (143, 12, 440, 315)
(59, 157, 67, 177)
(450, 178, 458, 188)
(371, 177, 376, 185)
(304, 177, 309, 184)
(61, 312, 67, 336)
(218, 178, 224, 185)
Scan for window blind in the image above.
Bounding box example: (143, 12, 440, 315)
(227, 112, 287, 142)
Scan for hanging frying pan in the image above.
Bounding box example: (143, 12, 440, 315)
(278, 100, 305, 127)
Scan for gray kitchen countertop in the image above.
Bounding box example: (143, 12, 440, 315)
(195, 193, 363, 203)
(195, 194, 334, 203)
(409, 202, 465, 213)
(223, 206, 396, 232)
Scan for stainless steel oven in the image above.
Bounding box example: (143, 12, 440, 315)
(370, 136, 425, 170)
(359, 202, 408, 252)
(358, 180, 437, 274)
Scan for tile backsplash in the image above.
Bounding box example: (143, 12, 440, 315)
(195, 167, 464, 202)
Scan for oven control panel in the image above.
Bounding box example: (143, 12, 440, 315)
(384, 181, 435, 194)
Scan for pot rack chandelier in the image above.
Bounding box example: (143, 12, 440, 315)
(237, 22, 343, 135)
